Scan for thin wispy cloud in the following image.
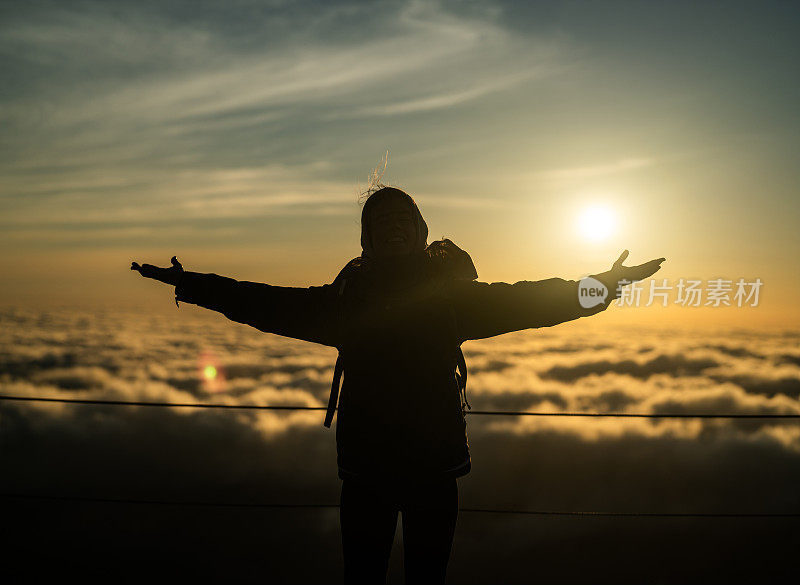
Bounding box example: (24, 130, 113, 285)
(0, 1, 570, 240)
(333, 72, 537, 118)
(534, 157, 655, 183)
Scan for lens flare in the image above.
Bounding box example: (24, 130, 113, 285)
(197, 350, 225, 392)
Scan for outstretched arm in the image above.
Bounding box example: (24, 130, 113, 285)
(448, 250, 665, 342)
(131, 257, 339, 347)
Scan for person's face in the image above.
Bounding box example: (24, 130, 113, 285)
(369, 196, 416, 258)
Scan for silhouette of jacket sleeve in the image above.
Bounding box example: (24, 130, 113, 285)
(174, 271, 339, 347)
(448, 277, 606, 342)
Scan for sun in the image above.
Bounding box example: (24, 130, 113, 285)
(576, 205, 616, 241)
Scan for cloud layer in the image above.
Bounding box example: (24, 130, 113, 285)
(2, 307, 799, 582)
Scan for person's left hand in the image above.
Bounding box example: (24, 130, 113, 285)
(593, 250, 666, 301)
(131, 256, 184, 286)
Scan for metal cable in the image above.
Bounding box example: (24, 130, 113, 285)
(1, 395, 798, 419)
(2, 493, 797, 518)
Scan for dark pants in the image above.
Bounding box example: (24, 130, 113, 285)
(339, 477, 459, 585)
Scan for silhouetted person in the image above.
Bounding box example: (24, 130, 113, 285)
(131, 186, 665, 584)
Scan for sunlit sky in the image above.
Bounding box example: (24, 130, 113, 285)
(1, 1, 798, 327)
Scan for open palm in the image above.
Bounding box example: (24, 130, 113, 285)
(130, 256, 184, 286)
(611, 249, 665, 283)
(594, 250, 666, 301)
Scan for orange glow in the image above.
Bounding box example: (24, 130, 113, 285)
(198, 350, 225, 392)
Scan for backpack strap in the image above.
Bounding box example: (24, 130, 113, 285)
(455, 346, 471, 413)
(431, 238, 476, 415)
(323, 270, 353, 428)
(324, 352, 343, 428)
(446, 299, 471, 414)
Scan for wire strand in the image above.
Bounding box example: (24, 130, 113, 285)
(1, 395, 798, 419)
(0, 395, 324, 411)
(2, 493, 797, 518)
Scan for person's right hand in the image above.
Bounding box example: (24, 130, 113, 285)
(131, 256, 184, 286)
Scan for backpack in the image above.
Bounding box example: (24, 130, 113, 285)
(323, 239, 476, 428)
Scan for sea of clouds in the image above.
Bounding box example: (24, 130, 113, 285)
(2, 307, 799, 583)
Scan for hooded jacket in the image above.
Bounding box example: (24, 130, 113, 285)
(173, 193, 608, 484)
